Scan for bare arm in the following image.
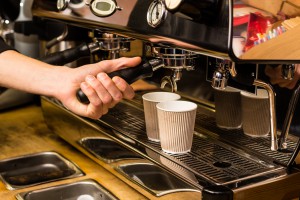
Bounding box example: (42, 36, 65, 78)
(0, 50, 141, 118)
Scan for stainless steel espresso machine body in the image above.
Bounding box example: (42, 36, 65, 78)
(32, 0, 300, 199)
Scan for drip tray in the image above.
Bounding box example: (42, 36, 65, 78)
(0, 152, 84, 190)
(116, 163, 199, 196)
(16, 179, 118, 200)
(80, 138, 142, 163)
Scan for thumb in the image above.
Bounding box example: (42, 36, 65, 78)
(82, 57, 142, 75)
(97, 57, 142, 73)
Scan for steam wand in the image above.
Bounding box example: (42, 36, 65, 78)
(253, 79, 278, 151)
(278, 64, 298, 150)
(279, 82, 300, 151)
(271, 64, 300, 168)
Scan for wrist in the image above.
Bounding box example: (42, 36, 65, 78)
(45, 66, 72, 99)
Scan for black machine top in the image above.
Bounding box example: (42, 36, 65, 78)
(31, 0, 300, 63)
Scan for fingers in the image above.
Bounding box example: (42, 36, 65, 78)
(79, 72, 135, 118)
(96, 73, 123, 108)
(112, 76, 135, 99)
(81, 76, 103, 106)
(84, 74, 116, 108)
(79, 81, 106, 119)
(66, 57, 140, 119)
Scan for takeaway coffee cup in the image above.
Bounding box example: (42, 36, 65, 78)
(214, 87, 242, 129)
(142, 92, 181, 142)
(157, 100, 197, 154)
(241, 89, 270, 137)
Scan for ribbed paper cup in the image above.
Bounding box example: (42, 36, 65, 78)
(157, 100, 197, 154)
(142, 92, 181, 142)
(241, 89, 270, 137)
(214, 87, 242, 129)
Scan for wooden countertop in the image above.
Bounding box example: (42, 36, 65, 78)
(0, 104, 201, 200)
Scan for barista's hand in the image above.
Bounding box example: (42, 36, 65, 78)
(265, 64, 300, 89)
(56, 57, 141, 119)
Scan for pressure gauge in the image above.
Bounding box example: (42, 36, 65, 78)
(90, 0, 121, 17)
(147, 0, 167, 28)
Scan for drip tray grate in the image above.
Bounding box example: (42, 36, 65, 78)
(99, 100, 294, 185)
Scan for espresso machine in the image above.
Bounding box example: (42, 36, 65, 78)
(31, 0, 300, 199)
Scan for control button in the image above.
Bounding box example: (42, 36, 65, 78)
(57, 0, 70, 11)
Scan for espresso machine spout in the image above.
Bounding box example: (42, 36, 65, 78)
(211, 60, 231, 90)
(161, 69, 182, 92)
(150, 46, 197, 92)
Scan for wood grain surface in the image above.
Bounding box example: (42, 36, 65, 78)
(0, 104, 201, 200)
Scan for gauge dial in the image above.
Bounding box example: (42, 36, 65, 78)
(90, 0, 118, 17)
(147, 0, 167, 28)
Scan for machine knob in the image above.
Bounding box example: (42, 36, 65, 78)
(57, 0, 70, 11)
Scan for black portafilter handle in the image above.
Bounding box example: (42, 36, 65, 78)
(76, 59, 163, 104)
(40, 42, 91, 65)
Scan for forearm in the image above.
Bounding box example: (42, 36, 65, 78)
(0, 50, 68, 97)
(0, 49, 139, 118)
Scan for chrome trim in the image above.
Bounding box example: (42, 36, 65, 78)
(115, 162, 200, 196)
(79, 137, 143, 163)
(16, 179, 118, 200)
(0, 151, 84, 190)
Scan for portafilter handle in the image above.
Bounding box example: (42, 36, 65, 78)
(76, 59, 164, 104)
(41, 42, 101, 65)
